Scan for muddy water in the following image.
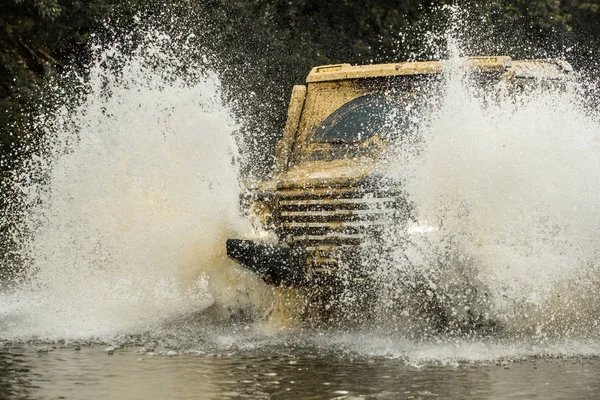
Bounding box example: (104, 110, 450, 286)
(1, 342, 599, 400)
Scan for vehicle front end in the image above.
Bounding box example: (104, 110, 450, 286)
(226, 57, 574, 287)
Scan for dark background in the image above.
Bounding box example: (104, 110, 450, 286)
(1, 0, 599, 180)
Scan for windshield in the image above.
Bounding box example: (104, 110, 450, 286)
(313, 94, 393, 142)
(306, 92, 422, 161)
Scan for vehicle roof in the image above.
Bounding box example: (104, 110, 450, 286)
(306, 56, 573, 83)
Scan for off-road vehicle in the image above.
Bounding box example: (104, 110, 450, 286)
(227, 56, 573, 287)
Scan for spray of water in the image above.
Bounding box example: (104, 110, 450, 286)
(0, 30, 271, 340)
(374, 31, 600, 339)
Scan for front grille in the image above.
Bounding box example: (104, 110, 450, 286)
(274, 186, 407, 269)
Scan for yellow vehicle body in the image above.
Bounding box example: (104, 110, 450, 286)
(226, 56, 573, 286)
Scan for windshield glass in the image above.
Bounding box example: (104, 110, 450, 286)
(307, 92, 422, 161)
(313, 94, 393, 142)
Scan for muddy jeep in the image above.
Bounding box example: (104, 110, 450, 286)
(227, 56, 573, 287)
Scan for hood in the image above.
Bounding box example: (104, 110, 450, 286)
(277, 159, 380, 189)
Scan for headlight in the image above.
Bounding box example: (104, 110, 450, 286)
(248, 200, 274, 230)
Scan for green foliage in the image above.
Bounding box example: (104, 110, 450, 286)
(17, 0, 63, 20)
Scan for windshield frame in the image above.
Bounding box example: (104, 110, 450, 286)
(293, 75, 431, 163)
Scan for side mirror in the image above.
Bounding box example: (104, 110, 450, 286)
(274, 85, 306, 175)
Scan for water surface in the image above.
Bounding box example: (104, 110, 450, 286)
(1, 341, 599, 399)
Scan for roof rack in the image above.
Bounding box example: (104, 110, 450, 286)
(306, 56, 572, 83)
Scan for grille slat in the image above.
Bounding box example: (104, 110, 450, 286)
(279, 197, 396, 206)
(283, 220, 389, 229)
(280, 208, 395, 223)
(293, 233, 365, 243)
(280, 208, 394, 217)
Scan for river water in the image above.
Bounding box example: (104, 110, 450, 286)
(2, 20, 600, 399)
(1, 337, 600, 399)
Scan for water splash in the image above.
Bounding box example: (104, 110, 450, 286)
(0, 30, 266, 340)
(377, 33, 600, 339)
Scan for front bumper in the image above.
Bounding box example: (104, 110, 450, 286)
(226, 239, 308, 286)
(227, 239, 350, 286)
